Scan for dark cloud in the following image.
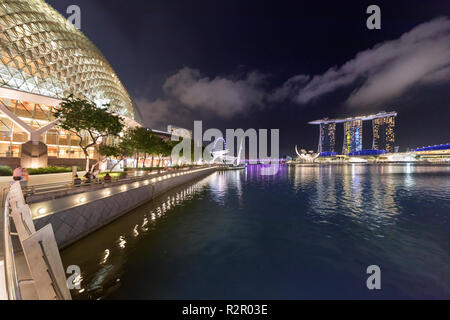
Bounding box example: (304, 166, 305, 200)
(274, 17, 450, 107)
(137, 67, 268, 127)
(140, 17, 450, 130)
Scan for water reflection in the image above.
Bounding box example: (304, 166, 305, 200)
(290, 164, 450, 223)
(100, 249, 110, 264)
(62, 176, 213, 299)
(61, 164, 450, 299)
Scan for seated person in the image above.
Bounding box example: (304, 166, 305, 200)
(92, 170, 99, 182)
(73, 174, 82, 186)
(103, 173, 112, 183)
(83, 172, 92, 184)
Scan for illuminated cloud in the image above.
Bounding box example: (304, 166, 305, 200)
(135, 97, 190, 130)
(148, 67, 266, 118)
(138, 17, 450, 127)
(275, 17, 450, 107)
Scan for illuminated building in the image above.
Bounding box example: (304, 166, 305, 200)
(373, 116, 396, 152)
(307, 119, 337, 153)
(309, 112, 397, 156)
(343, 120, 363, 155)
(412, 143, 450, 162)
(318, 122, 336, 153)
(413, 143, 450, 152)
(0, 0, 138, 168)
(347, 150, 387, 156)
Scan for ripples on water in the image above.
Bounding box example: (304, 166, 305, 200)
(61, 164, 450, 299)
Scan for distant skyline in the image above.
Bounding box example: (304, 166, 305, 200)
(47, 0, 450, 156)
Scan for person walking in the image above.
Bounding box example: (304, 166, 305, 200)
(13, 165, 22, 181)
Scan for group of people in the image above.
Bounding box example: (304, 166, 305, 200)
(12, 165, 30, 185)
(12, 165, 114, 188)
(73, 171, 112, 185)
(73, 171, 97, 185)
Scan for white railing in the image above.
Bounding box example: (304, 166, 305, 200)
(23, 165, 222, 202)
(2, 192, 22, 300)
(1, 166, 222, 300)
(1, 182, 72, 300)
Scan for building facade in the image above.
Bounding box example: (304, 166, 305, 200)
(342, 120, 363, 155)
(372, 116, 396, 153)
(0, 0, 138, 168)
(309, 112, 397, 156)
(318, 122, 336, 153)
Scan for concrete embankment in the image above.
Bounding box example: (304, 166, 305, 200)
(30, 167, 219, 249)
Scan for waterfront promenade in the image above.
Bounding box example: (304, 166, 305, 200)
(1, 165, 221, 300)
(0, 172, 86, 191)
(25, 166, 221, 248)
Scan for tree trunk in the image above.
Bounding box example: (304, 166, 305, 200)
(135, 152, 139, 169)
(84, 151, 90, 172)
(143, 153, 147, 168)
(90, 161, 100, 173)
(109, 158, 122, 172)
(151, 156, 154, 168)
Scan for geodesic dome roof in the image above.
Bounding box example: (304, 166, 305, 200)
(0, 0, 137, 120)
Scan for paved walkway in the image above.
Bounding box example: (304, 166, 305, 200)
(0, 171, 85, 300)
(0, 172, 86, 192)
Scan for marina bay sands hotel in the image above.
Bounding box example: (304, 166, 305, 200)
(309, 112, 397, 155)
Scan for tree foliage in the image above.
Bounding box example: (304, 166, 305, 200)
(98, 140, 134, 172)
(54, 94, 124, 171)
(127, 127, 158, 155)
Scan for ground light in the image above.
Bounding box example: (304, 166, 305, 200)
(78, 196, 87, 203)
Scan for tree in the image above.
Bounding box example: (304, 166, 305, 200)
(54, 95, 124, 172)
(144, 133, 162, 168)
(98, 140, 134, 172)
(170, 137, 202, 165)
(154, 138, 176, 167)
(126, 127, 159, 168)
(151, 138, 165, 167)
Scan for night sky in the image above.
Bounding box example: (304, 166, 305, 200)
(46, 0, 450, 156)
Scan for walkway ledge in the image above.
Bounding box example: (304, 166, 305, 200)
(30, 167, 220, 249)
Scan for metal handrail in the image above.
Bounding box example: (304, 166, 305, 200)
(22, 166, 220, 198)
(2, 192, 22, 300)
